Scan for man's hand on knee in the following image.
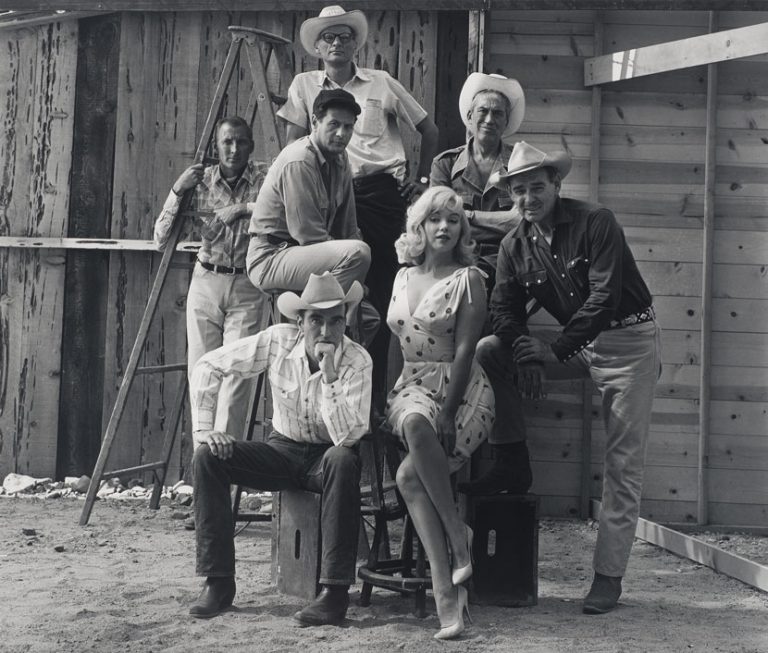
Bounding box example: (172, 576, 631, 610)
(194, 430, 236, 459)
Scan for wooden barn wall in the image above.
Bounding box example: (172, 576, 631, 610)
(485, 9, 768, 526)
(0, 22, 78, 479)
(0, 9, 445, 484)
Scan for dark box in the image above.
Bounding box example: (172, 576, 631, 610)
(463, 494, 539, 607)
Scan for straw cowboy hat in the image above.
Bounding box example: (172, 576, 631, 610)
(489, 141, 573, 188)
(300, 5, 369, 56)
(277, 272, 364, 320)
(459, 72, 526, 143)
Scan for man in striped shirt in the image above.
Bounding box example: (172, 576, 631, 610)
(188, 272, 372, 627)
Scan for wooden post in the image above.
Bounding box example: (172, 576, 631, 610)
(57, 14, 121, 479)
(698, 11, 719, 526)
(580, 13, 604, 520)
(467, 9, 485, 74)
(435, 10, 469, 151)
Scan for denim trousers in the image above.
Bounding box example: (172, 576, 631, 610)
(476, 320, 662, 576)
(193, 432, 361, 585)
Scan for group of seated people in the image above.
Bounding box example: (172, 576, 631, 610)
(154, 5, 662, 640)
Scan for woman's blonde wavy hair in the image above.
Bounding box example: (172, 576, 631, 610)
(394, 186, 476, 266)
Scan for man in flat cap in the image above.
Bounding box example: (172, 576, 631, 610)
(188, 272, 372, 626)
(430, 73, 532, 495)
(478, 141, 662, 615)
(277, 5, 440, 409)
(247, 88, 378, 344)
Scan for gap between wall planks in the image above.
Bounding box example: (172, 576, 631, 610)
(591, 500, 768, 593)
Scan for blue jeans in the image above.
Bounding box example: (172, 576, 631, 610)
(193, 432, 361, 585)
(476, 319, 662, 576)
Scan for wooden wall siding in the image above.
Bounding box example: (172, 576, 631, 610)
(0, 22, 78, 479)
(487, 9, 768, 526)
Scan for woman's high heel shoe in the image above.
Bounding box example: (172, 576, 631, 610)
(434, 585, 472, 640)
(451, 524, 474, 585)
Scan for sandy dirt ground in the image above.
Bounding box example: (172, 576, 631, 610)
(1, 496, 766, 653)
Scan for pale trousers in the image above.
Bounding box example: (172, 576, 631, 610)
(476, 319, 662, 576)
(249, 240, 379, 345)
(187, 262, 270, 439)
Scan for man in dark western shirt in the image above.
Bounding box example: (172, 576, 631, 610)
(477, 141, 662, 615)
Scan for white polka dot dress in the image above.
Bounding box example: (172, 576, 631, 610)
(384, 266, 494, 470)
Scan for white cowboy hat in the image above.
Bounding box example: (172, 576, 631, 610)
(277, 272, 364, 320)
(459, 72, 526, 143)
(489, 141, 573, 188)
(300, 5, 368, 56)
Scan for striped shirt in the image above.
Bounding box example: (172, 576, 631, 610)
(154, 161, 269, 268)
(191, 323, 372, 447)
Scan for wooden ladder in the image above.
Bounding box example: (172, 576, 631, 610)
(79, 26, 293, 526)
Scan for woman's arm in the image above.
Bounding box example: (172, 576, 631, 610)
(435, 268, 487, 453)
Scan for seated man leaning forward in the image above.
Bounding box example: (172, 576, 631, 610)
(478, 142, 662, 615)
(247, 88, 378, 343)
(188, 272, 372, 626)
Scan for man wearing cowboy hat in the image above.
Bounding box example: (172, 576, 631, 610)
(431, 72, 533, 496)
(277, 5, 440, 409)
(188, 272, 372, 626)
(477, 141, 662, 614)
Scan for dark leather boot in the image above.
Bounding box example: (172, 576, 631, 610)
(189, 576, 236, 618)
(457, 442, 533, 495)
(293, 585, 350, 626)
(583, 572, 622, 614)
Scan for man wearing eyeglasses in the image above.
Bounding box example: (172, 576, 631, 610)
(278, 5, 440, 412)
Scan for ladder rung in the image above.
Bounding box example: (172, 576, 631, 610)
(135, 363, 187, 375)
(100, 461, 167, 479)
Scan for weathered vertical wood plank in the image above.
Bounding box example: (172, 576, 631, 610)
(0, 21, 77, 478)
(103, 12, 200, 478)
(434, 11, 469, 151)
(358, 11, 400, 74)
(57, 14, 121, 479)
(397, 11, 438, 179)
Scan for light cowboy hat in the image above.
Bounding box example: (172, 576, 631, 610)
(300, 5, 369, 56)
(459, 72, 526, 143)
(277, 272, 364, 320)
(489, 141, 573, 188)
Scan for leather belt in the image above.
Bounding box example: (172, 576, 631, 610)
(199, 260, 245, 275)
(608, 306, 655, 330)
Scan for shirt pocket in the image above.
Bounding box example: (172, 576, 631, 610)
(271, 373, 299, 401)
(497, 192, 514, 209)
(518, 269, 549, 290)
(459, 192, 476, 210)
(358, 98, 386, 137)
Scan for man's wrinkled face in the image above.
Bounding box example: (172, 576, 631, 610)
(311, 107, 356, 157)
(468, 91, 509, 145)
(508, 168, 560, 226)
(315, 25, 356, 65)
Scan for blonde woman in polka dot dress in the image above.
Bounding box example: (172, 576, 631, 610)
(385, 186, 494, 640)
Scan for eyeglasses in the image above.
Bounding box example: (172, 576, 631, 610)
(320, 32, 354, 44)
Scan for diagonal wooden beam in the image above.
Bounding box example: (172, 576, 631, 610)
(584, 21, 768, 86)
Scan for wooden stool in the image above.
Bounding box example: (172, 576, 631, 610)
(357, 427, 432, 618)
(271, 489, 322, 600)
(462, 494, 539, 607)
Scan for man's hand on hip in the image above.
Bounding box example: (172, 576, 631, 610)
(194, 430, 236, 459)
